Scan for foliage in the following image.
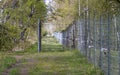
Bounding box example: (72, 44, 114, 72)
(0, 0, 47, 51)
(42, 28, 48, 37)
(0, 24, 20, 51)
(48, 0, 78, 31)
(49, 0, 120, 31)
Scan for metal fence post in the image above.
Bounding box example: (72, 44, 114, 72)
(118, 16, 120, 75)
(116, 15, 120, 75)
(99, 14, 103, 69)
(88, 11, 91, 60)
(84, 10, 88, 57)
(119, 24, 120, 75)
(93, 12, 96, 66)
(107, 13, 111, 75)
(38, 18, 41, 52)
(77, 19, 80, 50)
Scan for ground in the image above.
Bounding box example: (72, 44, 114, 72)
(0, 37, 103, 75)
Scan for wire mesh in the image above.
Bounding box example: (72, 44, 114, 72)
(53, 11, 120, 75)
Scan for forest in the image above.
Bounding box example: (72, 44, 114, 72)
(0, 0, 120, 51)
(0, 0, 47, 51)
(0, 0, 120, 75)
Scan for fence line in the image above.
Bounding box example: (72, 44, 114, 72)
(54, 10, 120, 75)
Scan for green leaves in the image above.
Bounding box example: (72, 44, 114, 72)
(0, 0, 47, 51)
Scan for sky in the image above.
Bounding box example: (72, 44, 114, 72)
(45, 0, 52, 5)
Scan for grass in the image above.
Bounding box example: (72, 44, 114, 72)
(9, 68, 20, 75)
(0, 37, 104, 75)
(86, 48, 120, 75)
(25, 37, 103, 75)
(0, 56, 16, 74)
(29, 50, 103, 75)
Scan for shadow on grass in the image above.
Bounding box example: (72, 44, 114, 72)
(41, 44, 65, 52)
(12, 43, 68, 55)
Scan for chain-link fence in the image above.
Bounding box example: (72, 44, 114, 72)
(54, 10, 120, 75)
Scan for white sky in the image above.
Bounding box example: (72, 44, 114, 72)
(45, 0, 52, 5)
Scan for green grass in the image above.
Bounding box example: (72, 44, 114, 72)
(28, 50, 103, 75)
(86, 48, 120, 75)
(9, 68, 20, 75)
(0, 56, 16, 74)
(0, 37, 104, 75)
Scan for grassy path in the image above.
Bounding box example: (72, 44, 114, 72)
(0, 37, 103, 75)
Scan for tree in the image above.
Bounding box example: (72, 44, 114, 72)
(0, 0, 47, 51)
(47, 0, 78, 31)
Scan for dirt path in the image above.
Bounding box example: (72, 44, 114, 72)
(2, 55, 22, 75)
(2, 55, 37, 75)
